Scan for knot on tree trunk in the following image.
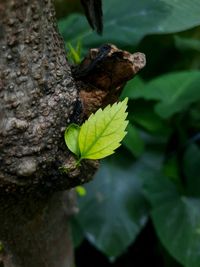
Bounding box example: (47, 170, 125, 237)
(73, 44, 146, 117)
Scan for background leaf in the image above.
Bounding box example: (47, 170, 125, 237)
(174, 36, 200, 52)
(58, 0, 200, 50)
(144, 175, 200, 267)
(122, 123, 145, 157)
(74, 154, 149, 259)
(120, 76, 145, 99)
(128, 100, 171, 136)
(126, 71, 200, 118)
(184, 144, 200, 196)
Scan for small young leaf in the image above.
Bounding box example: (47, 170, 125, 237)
(76, 186, 87, 197)
(64, 124, 80, 156)
(78, 98, 129, 160)
(67, 41, 82, 64)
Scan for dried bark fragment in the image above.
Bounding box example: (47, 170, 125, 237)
(73, 44, 146, 117)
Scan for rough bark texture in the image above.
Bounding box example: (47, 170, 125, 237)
(0, 0, 146, 266)
(0, 0, 97, 192)
(0, 191, 76, 267)
(0, 0, 97, 266)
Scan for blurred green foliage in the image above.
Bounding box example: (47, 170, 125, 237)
(57, 0, 200, 266)
(66, 41, 82, 64)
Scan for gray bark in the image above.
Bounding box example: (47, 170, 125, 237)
(0, 0, 78, 191)
(0, 1, 97, 266)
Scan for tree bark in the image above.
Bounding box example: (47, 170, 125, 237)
(0, 191, 75, 267)
(0, 0, 97, 266)
(0, 0, 95, 192)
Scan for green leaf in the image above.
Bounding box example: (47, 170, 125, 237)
(128, 100, 171, 136)
(184, 144, 200, 196)
(144, 174, 200, 267)
(75, 186, 87, 197)
(122, 123, 145, 157)
(74, 153, 149, 259)
(64, 124, 80, 156)
(58, 0, 200, 50)
(79, 98, 128, 160)
(129, 71, 200, 118)
(66, 41, 82, 64)
(120, 76, 145, 99)
(174, 35, 200, 52)
(163, 155, 179, 182)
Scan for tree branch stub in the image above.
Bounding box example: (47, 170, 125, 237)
(73, 44, 146, 117)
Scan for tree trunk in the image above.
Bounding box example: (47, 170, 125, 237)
(0, 191, 75, 267)
(0, 0, 97, 266)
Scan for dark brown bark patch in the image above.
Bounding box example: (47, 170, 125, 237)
(73, 44, 146, 117)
